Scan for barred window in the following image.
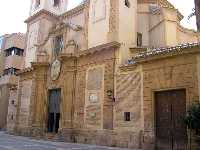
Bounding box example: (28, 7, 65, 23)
(5, 47, 24, 57)
(3, 68, 20, 76)
(124, 112, 131, 121)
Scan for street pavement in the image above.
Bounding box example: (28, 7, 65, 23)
(0, 132, 131, 150)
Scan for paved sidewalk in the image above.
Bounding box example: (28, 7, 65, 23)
(0, 132, 131, 150)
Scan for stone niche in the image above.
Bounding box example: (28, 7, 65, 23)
(85, 66, 104, 129)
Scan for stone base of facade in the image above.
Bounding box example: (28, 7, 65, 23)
(58, 128, 142, 149)
(13, 127, 200, 150)
(14, 127, 143, 149)
(14, 127, 32, 137)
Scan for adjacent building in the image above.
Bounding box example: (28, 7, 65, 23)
(8, 0, 200, 149)
(0, 33, 25, 131)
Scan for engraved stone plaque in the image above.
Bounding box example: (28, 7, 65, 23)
(89, 93, 99, 103)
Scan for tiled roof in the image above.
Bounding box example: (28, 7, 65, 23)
(128, 42, 200, 64)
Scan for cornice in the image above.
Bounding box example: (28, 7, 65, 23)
(31, 62, 49, 68)
(16, 67, 34, 76)
(76, 41, 120, 57)
(25, 9, 59, 23)
(61, 1, 88, 19)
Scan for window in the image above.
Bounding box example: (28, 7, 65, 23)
(11, 115, 14, 120)
(5, 47, 24, 57)
(137, 32, 142, 47)
(125, 0, 130, 8)
(11, 100, 15, 105)
(53, 0, 60, 7)
(35, 0, 40, 8)
(3, 68, 20, 76)
(124, 112, 131, 121)
(54, 35, 63, 55)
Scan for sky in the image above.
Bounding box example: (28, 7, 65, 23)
(0, 0, 196, 36)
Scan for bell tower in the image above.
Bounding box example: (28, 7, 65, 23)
(30, 0, 68, 16)
(24, 0, 68, 67)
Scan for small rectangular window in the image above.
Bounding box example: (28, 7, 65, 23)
(11, 115, 14, 120)
(125, 0, 130, 8)
(35, 0, 40, 8)
(124, 112, 131, 121)
(11, 100, 15, 105)
(53, 0, 60, 7)
(137, 32, 142, 47)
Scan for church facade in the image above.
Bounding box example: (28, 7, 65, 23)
(12, 0, 200, 149)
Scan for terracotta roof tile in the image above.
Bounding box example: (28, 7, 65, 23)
(128, 42, 200, 64)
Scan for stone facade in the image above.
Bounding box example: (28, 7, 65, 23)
(125, 44, 200, 149)
(11, 0, 200, 149)
(141, 54, 199, 149)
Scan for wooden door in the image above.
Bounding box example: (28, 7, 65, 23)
(155, 89, 187, 150)
(48, 89, 61, 133)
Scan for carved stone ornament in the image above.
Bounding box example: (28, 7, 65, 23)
(51, 59, 61, 81)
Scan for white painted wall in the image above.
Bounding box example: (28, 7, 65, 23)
(30, 0, 68, 16)
(88, 0, 110, 48)
(118, 0, 137, 64)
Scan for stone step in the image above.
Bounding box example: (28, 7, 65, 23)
(44, 133, 64, 142)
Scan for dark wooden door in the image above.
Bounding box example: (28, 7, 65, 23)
(48, 89, 61, 133)
(155, 89, 187, 150)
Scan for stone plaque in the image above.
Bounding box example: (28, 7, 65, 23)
(51, 59, 61, 81)
(87, 67, 103, 90)
(89, 93, 99, 103)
